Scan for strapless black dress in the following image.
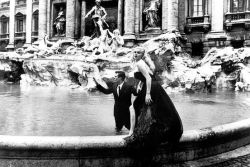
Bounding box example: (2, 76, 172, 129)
(124, 72, 183, 153)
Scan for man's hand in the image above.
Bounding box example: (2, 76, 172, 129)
(128, 130, 133, 136)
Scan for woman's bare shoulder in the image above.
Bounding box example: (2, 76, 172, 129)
(136, 59, 146, 66)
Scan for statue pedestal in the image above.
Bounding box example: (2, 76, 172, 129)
(51, 36, 67, 41)
(144, 27, 162, 34)
(123, 34, 136, 47)
(138, 27, 162, 43)
(6, 44, 15, 52)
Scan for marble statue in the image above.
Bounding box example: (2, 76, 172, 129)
(143, 0, 161, 29)
(85, 0, 108, 38)
(54, 7, 66, 36)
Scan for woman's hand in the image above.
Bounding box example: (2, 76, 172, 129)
(145, 93, 152, 105)
(128, 130, 133, 136)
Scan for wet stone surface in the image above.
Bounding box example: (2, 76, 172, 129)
(167, 144, 250, 167)
(204, 154, 250, 167)
(167, 154, 250, 167)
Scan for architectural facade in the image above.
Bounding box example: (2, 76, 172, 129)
(0, 0, 250, 56)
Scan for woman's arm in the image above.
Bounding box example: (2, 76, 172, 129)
(129, 105, 135, 136)
(137, 61, 152, 105)
(144, 55, 155, 73)
(128, 95, 136, 136)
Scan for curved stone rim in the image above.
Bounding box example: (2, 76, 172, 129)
(0, 117, 249, 150)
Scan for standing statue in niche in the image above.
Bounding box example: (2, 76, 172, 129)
(85, 0, 108, 39)
(143, 0, 161, 30)
(54, 7, 66, 36)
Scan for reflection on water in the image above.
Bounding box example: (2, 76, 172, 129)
(0, 84, 250, 136)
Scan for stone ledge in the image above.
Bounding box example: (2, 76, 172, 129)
(0, 118, 249, 166)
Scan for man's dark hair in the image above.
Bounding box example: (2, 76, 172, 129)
(116, 71, 126, 81)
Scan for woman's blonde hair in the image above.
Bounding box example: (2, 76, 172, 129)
(133, 47, 155, 72)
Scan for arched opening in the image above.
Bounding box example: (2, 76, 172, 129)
(0, 15, 9, 37)
(15, 12, 26, 48)
(0, 40, 8, 51)
(0, 15, 9, 51)
(231, 39, 244, 49)
(191, 41, 204, 57)
(15, 12, 25, 34)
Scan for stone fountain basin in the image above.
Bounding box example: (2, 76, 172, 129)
(0, 118, 250, 166)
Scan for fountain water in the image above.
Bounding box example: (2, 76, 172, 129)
(0, 32, 250, 166)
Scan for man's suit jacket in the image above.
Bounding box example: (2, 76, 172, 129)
(96, 81, 137, 118)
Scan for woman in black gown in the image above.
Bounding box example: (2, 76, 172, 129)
(124, 47, 183, 156)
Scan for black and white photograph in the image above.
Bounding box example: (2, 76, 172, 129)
(0, 0, 250, 166)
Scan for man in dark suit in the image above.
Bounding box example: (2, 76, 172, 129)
(94, 71, 137, 132)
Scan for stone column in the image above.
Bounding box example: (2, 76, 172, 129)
(134, 0, 140, 34)
(178, 0, 186, 33)
(247, 0, 250, 11)
(46, 0, 51, 37)
(24, 0, 33, 48)
(246, 0, 250, 19)
(139, 0, 143, 32)
(75, 0, 81, 38)
(38, 0, 47, 41)
(162, 0, 168, 32)
(227, 0, 231, 13)
(167, 0, 179, 31)
(211, 0, 224, 32)
(81, 0, 86, 37)
(6, 0, 15, 51)
(124, 0, 135, 46)
(204, 0, 209, 24)
(117, 0, 124, 35)
(66, 0, 76, 39)
(204, 0, 208, 15)
(187, 0, 190, 17)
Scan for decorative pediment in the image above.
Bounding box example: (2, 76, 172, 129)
(15, 12, 24, 17)
(0, 15, 8, 20)
(33, 9, 39, 15)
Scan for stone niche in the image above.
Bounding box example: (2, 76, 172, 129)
(0, 40, 8, 52)
(142, 0, 162, 33)
(85, 0, 118, 36)
(52, 0, 66, 37)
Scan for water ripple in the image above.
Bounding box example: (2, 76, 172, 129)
(0, 84, 250, 136)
